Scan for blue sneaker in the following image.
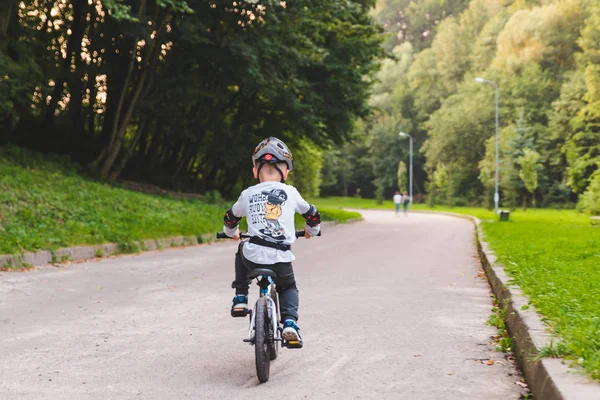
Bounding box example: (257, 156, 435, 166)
(231, 295, 248, 317)
(282, 319, 303, 348)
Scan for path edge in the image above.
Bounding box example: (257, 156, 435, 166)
(415, 210, 600, 400)
(0, 220, 350, 271)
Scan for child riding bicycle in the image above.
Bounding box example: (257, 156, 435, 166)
(222, 137, 321, 348)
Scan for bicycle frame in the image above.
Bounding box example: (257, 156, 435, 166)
(247, 276, 280, 344)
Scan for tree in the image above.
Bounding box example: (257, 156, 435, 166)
(479, 126, 518, 210)
(286, 139, 323, 198)
(564, 6, 600, 194)
(578, 170, 600, 215)
(372, 0, 469, 52)
(518, 148, 541, 210)
(397, 161, 407, 192)
(423, 80, 494, 201)
(2, 0, 383, 197)
(493, 1, 587, 74)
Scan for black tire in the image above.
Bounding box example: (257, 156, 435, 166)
(268, 288, 279, 361)
(254, 297, 270, 383)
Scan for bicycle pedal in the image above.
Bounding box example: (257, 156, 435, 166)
(284, 340, 303, 349)
(231, 308, 250, 318)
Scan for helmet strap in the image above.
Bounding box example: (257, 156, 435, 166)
(256, 162, 265, 183)
(274, 164, 285, 183)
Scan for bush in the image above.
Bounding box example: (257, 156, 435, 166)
(453, 197, 468, 207)
(374, 179, 385, 205)
(286, 138, 322, 198)
(543, 181, 572, 207)
(204, 190, 223, 204)
(578, 171, 600, 215)
(426, 179, 437, 207)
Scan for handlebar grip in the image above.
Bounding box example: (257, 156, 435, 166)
(216, 232, 230, 239)
(295, 230, 322, 238)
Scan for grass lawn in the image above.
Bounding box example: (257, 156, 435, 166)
(313, 196, 600, 380)
(0, 147, 358, 255)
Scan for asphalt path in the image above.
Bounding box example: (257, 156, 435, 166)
(0, 210, 525, 399)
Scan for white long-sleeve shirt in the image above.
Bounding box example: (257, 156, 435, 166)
(223, 181, 320, 264)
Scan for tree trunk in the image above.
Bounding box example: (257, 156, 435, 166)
(91, 0, 148, 171)
(43, 1, 86, 131)
(522, 195, 527, 212)
(0, 2, 15, 47)
(65, 0, 88, 148)
(109, 118, 147, 182)
(99, 6, 173, 179)
(95, 46, 138, 172)
(171, 143, 194, 179)
(86, 72, 97, 136)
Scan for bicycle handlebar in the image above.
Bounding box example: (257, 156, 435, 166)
(216, 230, 320, 240)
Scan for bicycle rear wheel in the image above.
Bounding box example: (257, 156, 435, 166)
(254, 297, 270, 383)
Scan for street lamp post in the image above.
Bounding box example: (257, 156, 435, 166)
(398, 132, 413, 207)
(475, 77, 499, 214)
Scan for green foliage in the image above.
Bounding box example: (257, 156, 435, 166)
(518, 148, 541, 208)
(369, 115, 411, 198)
(482, 208, 600, 380)
(0, 146, 356, 254)
(337, 0, 596, 210)
(487, 301, 513, 353)
(397, 160, 407, 192)
(0, 146, 224, 254)
(316, 208, 362, 224)
(3, 0, 382, 197)
(479, 126, 518, 209)
(433, 163, 449, 203)
(493, 1, 586, 74)
(374, 178, 385, 205)
(204, 190, 224, 205)
(4, 0, 598, 211)
(578, 170, 600, 215)
(286, 139, 323, 198)
(319, 123, 377, 198)
(372, 0, 470, 52)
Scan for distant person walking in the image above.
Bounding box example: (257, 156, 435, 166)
(393, 190, 402, 215)
(402, 191, 410, 216)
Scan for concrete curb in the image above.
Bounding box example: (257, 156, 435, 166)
(0, 220, 347, 270)
(1, 235, 201, 270)
(415, 210, 600, 399)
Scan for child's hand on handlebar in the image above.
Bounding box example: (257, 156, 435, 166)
(227, 229, 240, 240)
(304, 229, 311, 239)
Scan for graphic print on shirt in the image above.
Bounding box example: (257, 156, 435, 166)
(260, 188, 288, 242)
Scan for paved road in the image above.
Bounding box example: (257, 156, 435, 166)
(1, 211, 524, 399)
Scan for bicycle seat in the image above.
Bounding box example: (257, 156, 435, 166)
(248, 268, 277, 279)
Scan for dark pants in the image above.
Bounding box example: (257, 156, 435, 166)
(232, 243, 299, 322)
(403, 202, 409, 214)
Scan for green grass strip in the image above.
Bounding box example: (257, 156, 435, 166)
(0, 147, 357, 255)
(312, 196, 600, 380)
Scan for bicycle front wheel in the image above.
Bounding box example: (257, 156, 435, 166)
(254, 297, 270, 383)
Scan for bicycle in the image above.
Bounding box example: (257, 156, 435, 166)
(216, 230, 316, 383)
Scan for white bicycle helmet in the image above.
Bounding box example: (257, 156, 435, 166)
(252, 137, 293, 171)
(252, 137, 293, 183)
